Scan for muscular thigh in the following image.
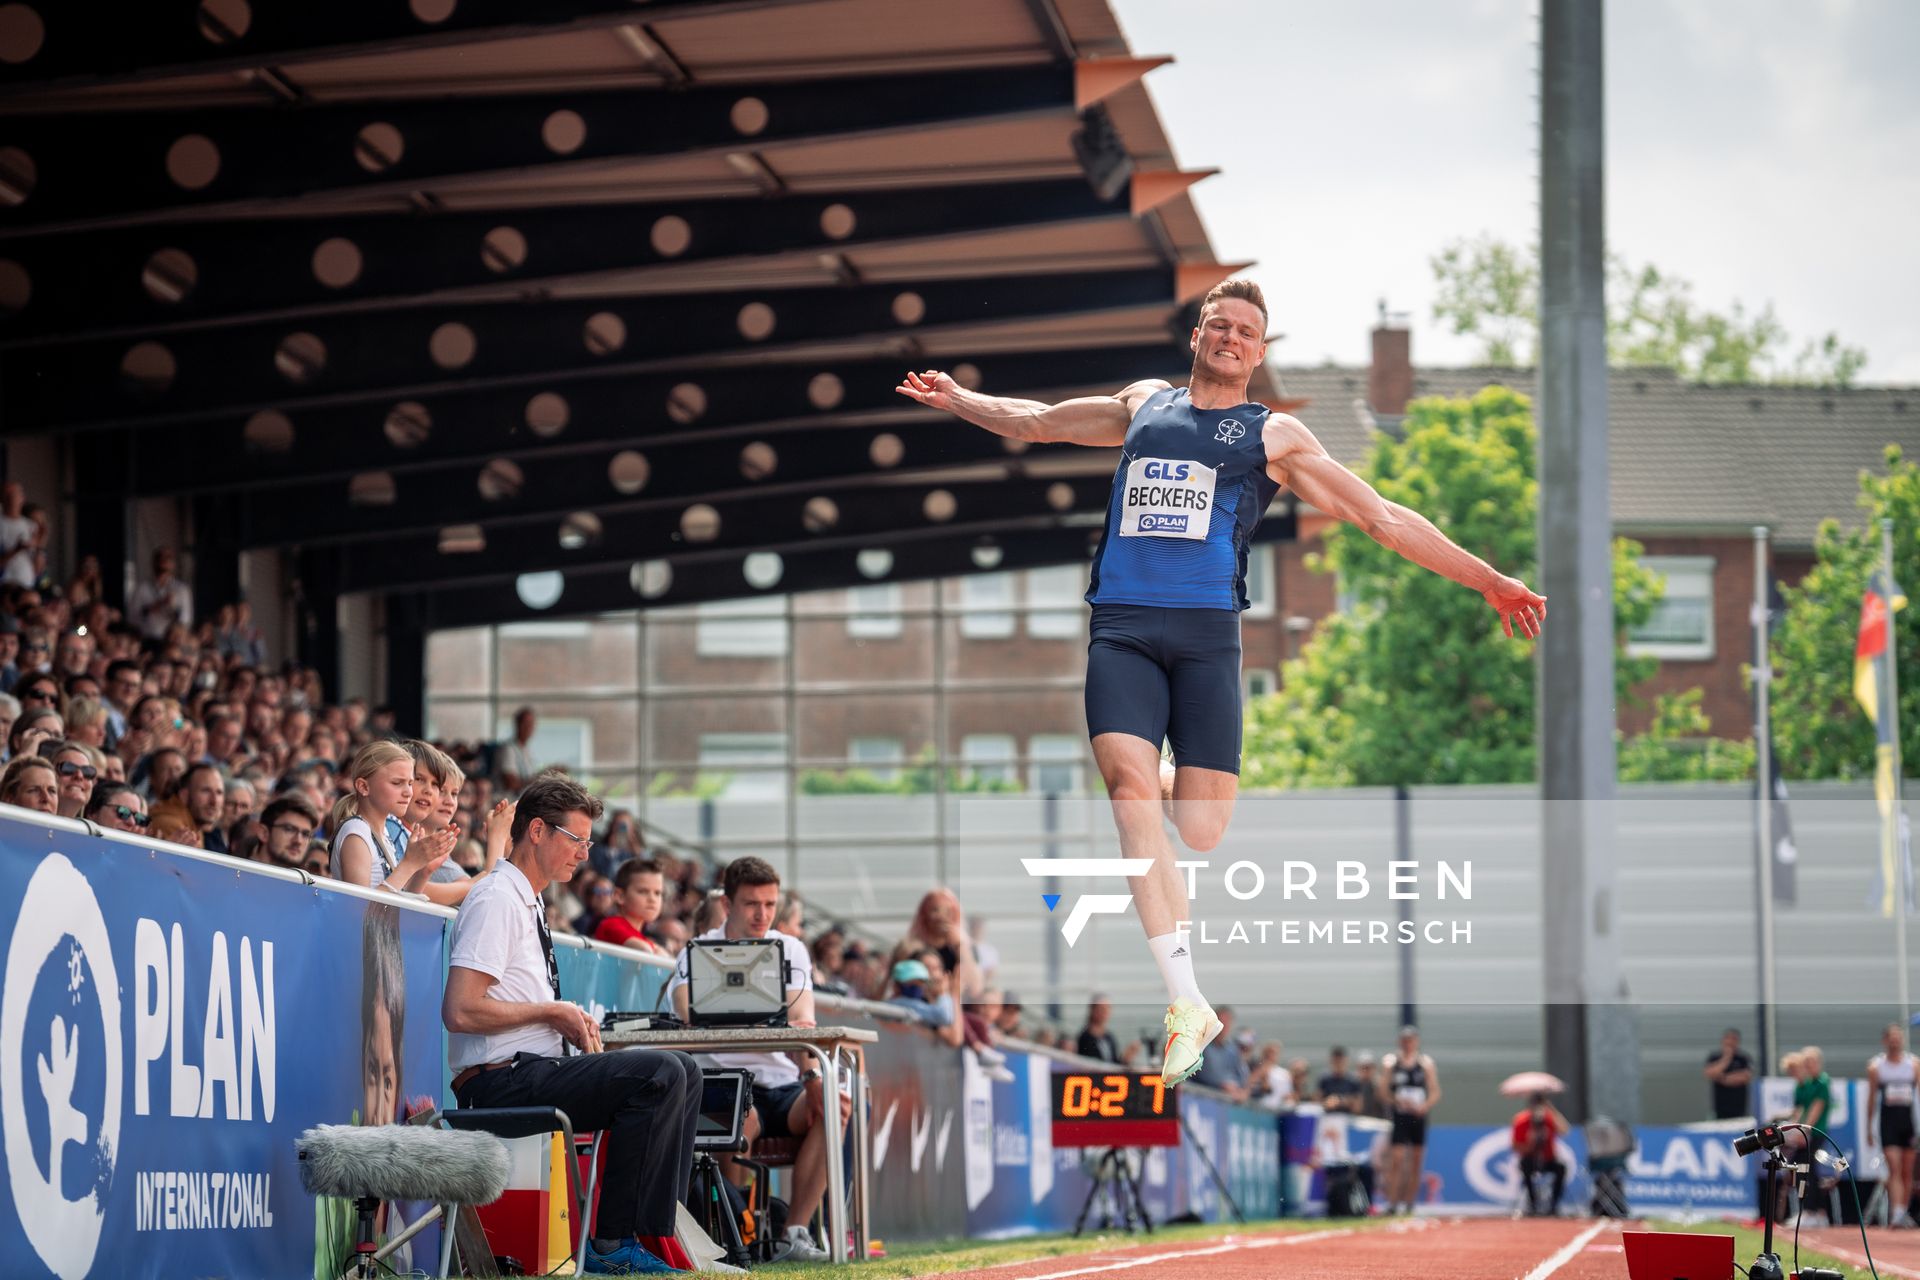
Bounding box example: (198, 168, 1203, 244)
(1163, 609, 1243, 774)
(1085, 605, 1171, 751)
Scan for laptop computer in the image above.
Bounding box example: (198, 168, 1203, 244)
(685, 937, 790, 1027)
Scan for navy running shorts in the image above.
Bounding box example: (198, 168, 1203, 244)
(1084, 603, 1243, 775)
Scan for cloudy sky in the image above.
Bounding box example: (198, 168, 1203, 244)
(1110, 0, 1920, 381)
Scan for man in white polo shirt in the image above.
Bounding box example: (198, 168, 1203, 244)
(444, 774, 702, 1275)
(669, 856, 839, 1264)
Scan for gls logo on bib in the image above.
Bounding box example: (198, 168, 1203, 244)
(1119, 456, 1213, 540)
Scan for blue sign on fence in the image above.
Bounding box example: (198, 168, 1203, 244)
(0, 830, 448, 1280)
(1417, 1122, 1749, 1216)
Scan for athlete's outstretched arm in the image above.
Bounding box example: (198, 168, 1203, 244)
(896, 369, 1169, 446)
(1264, 413, 1547, 640)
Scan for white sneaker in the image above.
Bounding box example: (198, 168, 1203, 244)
(771, 1225, 829, 1263)
(977, 1045, 1008, 1066)
(986, 1064, 1016, 1084)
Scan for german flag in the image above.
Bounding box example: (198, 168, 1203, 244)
(1857, 569, 1908, 915)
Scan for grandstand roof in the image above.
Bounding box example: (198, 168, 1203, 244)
(3, 0, 1290, 629)
(0, 0, 1281, 626)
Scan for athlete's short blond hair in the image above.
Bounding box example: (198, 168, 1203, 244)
(1201, 278, 1268, 328)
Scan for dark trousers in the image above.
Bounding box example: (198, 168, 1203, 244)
(459, 1048, 701, 1239)
(1520, 1153, 1567, 1213)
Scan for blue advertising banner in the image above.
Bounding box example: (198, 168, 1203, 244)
(1617, 1127, 1752, 1215)
(1420, 1124, 1590, 1212)
(552, 937, 673, 1026)
(1418, 1122, 1750, 1216)
(0, 828, 448, 1280)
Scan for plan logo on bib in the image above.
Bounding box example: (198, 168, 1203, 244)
(1214, 419, 1246, 445)
(3, 854, 123, 1280)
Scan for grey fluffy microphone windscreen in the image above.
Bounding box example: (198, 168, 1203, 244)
(297, 1124, 512, 1206)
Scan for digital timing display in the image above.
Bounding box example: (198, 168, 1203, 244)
(1053, 1072, 1169, 1120)
(1049, 1072, 1181, 1148)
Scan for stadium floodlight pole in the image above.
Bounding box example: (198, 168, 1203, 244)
(1885, 516, 1910, 1032)
(1538, 0, 1631, 1126)
(1753, 525, 1777, 1074)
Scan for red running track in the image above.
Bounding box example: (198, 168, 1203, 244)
(1803, 1224, 1920, 1278)
(942, 1217, 1634, 1280)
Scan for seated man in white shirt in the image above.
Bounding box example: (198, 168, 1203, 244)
(669, 856, 842, 1264)
(444, 775, 702, 1276)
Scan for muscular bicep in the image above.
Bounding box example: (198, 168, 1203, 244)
(1263, 417, 1387, 527)
(1022, 394, 1135, 447)
(1029, 379, 1168, 446)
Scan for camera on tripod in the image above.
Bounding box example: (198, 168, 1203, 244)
(1734, 1123, 1787, 1157)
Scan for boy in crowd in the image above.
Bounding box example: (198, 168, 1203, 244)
(595, 859, 668, 956)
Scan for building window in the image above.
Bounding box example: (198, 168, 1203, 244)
(698, 732, 787, 800)
(847, 583, 903, 639)
(495, 715, 592, 772)
(959, 573, 1016, 639)
(1026, 564, 1085, 639)
(1028, 734, 1083, 794)
(1244, 545, 1275, 618)
(696, 597, 788, 658)
(1627, 556, 1716, 660)
(961, 733, 1016, 786)
(849, 735, 904, 782)
(1244, 667, 1276, 701)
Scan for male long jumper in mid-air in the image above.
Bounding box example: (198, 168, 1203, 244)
(897, 279, 1546, 1085)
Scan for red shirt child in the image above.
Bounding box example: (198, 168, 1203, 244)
(594, 860, 665, 955)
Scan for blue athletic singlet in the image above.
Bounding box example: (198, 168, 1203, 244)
(1086, 388, 1279, 612)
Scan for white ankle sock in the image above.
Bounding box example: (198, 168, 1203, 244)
(1149, 930, 1205, 1005)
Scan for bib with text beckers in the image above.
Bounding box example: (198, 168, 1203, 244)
(1119, 457, 1215, 540)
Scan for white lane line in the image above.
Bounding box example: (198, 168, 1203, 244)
(1012, 1228, 1355, 1280)
(1520, 1220, 1613, 1280)
(1813, 1238, 1920, 1278)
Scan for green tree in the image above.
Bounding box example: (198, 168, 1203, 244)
(1616, 689, 1756, 783)
(1770, 446, 1920, 779)
(1430, 234, 1867, 387)
(1242, 384, 1736, 789)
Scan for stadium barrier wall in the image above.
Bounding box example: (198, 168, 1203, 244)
(1, 819, 1283, 1277)
(0, 812, 452, 1280)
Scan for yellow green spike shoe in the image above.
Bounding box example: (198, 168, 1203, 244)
(1159, 997, 1223, 1087)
